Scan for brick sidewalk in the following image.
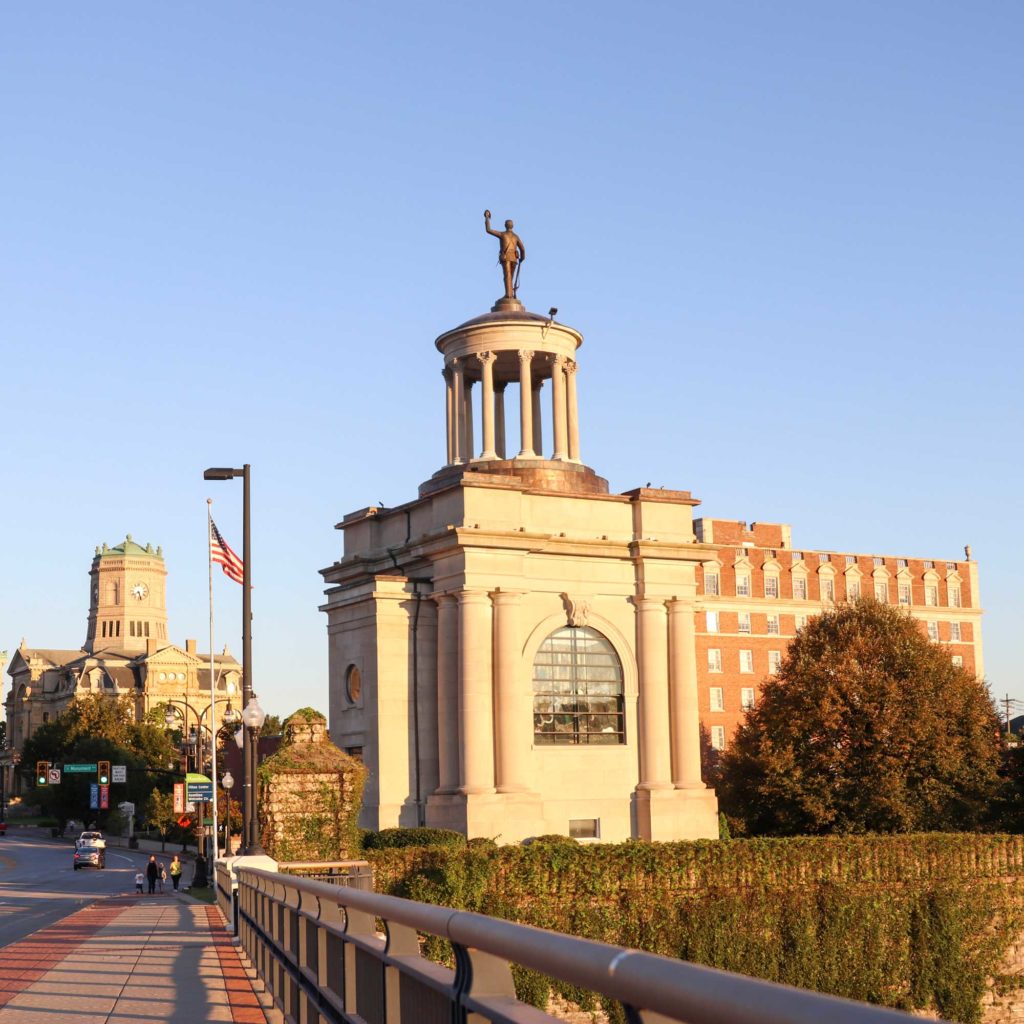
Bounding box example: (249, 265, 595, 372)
(0, 895, 268, 1023)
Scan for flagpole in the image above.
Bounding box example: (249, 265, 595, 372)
(208, 499, 220, 861)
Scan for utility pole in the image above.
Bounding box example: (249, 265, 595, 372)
(1004, 693, 1014, 739)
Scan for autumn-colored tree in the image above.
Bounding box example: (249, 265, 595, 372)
(718, 600, 1003, 835)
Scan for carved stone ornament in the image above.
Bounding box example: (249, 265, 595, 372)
(561, 593, 592, 629)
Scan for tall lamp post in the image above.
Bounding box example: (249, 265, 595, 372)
(203, 464, 262, 855)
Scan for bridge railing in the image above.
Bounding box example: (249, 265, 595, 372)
(235, 866, 924, 1024)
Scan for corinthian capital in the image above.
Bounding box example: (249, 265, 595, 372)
(478, 351, 496, 367)
(517, 349, 534, 365)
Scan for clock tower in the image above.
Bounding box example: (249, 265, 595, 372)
(84, 535, 169, 655)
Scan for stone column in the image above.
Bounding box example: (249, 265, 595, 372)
(551, 355, 568, 461)
(443, 367, 454, 465)
(450, 359, 464, 465)
(464, 379, 475, 461)
(433, 593, 459, 794)
(634, 597, 673, 789)
(491, 590, 529, 793)
(668, 600, 704, 789)
(532, 381, 544, 457)
(495, 383, 507, 459)
(565, 360, 581, 462)
(518, 350, 535, 458)
(478, 351, 497, 460)
(457, 589, 495, 794)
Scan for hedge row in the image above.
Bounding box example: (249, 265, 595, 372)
(365, 834, 1024, 1024)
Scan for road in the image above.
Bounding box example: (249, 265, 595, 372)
(0, 831, 180, 948)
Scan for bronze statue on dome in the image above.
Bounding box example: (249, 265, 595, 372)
(484, 210, 525, 301)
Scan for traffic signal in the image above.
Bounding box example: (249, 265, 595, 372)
(36, 762, 48, 786)
(97, 760, 110, 785)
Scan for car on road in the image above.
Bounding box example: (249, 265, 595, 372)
(76, 830, 105, 850)
(73, 845, 105, 870)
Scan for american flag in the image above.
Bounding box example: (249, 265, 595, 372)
(210, 517, 244, 584)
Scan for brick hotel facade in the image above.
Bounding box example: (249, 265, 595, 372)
(692, 518, 982, 748)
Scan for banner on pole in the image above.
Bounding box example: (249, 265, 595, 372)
(173, 783, 185, 814)
(99, 784, 109, 810)
(89, 783, 99, 810)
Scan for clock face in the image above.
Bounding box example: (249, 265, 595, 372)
(131, 582, 149, 601)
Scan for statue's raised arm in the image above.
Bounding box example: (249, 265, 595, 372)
(484, 209, 501, 239)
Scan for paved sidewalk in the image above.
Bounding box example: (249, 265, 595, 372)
(0, 894, 269, 1023)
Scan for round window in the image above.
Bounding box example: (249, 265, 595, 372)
(345, 665, 362, 704)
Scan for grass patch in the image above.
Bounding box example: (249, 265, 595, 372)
(186, 886, 217, 904)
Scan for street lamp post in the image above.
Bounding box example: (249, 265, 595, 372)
(221, 771, 234, 855)
(204, 464, 261, 855)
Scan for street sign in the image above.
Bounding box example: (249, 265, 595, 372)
(186, 782, 214, 802)
(173, 783, 184, 814)
(99, 784, 109, 810)
(65, 763, 98, 774)
(112, 765, 126, 783)
(89, 783, 99, 810)
(47, 768, 61, 785)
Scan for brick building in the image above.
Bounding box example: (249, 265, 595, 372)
(692, 518, 982, 749)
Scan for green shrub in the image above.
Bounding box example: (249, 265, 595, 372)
(525, 833, 578, 846)
(362, 827, 467, 850)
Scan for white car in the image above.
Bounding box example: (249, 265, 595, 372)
(76, 831, 105, 850)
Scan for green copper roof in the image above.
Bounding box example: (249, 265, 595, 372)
(95, 534, 164, 560)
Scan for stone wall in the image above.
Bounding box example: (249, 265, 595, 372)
(257, 708, 366, 862)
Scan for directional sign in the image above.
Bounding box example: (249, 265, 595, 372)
(112, 765, 126, 783)
(89, 783, 99, 810)
(186, 782, 214, 802)
(65, 763, 98, 774)
(47, 768, 61, 785)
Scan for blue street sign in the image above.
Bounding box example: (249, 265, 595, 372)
(89, 783, 99, 810)
(186, 782, 214, 802)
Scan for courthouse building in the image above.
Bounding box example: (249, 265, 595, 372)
(3, 536, 240, 795)
(321, 290, 983, 845)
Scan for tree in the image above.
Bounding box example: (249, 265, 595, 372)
(145, 788, 177, 852)
(718, 600, 1003, 836)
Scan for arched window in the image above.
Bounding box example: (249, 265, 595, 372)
(533, 626, 624, 745)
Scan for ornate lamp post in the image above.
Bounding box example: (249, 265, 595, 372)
(239, 695, 266, 853)
(221, 771, 234, 855)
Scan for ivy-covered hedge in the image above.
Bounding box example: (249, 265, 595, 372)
(366, 834, 1024, 1024)
(362, 827, 466, 851)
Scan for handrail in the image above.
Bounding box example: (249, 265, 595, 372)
(236, 866, 923, 1024)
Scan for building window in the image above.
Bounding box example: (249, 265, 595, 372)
(766, 614, 780, 635)
(736, 573, 751, 597)
(533, 626, 625, 745)
(793, 577, 808, 600)
(946, 561, 957, 571)
(952, 655, 964, 668)
(738, 612, 751, 634)
(569, 818, 600, 839)
(874, 582, 888, 602)
(764, 575, 779, 599)
(925, 585, 938, 607)
(345, 746, 364, 762)
(819, 553, 831, 564)
(101, 622, 107, 638)
(927, 621, 939, 641)
(845, 555, 857, 565)
(821, 579, 835, 604)
(706, 611, 719, 633)
(740, 650, 754, 674)
(873, 557, 884, 567)
(116, 622, 120, 636)
(710, 687, 724, 711)
(898, 583, 912, 606)
(847, 580, 861, 601)
(711, 726, 726, 751)
(741, 687, 755, 709)
(144, 621, 150, 637)
(949, 585, 962, 608)
(708, 649, 722, 673)
(796, 615, 808, 630)
(42, 712, 49, 724)
(950, 622, 962, 641)
(705, 572, 720, 596)
(345, 665, 362, 704)
(792, 552, 803, 563)
(897, 559, 908, 569)
(768, 650, 782, 675)
(924, 560, 934, 569)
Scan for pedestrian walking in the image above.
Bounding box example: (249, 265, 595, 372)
(134, 871, 144, 894)
(169, 855, 183, 891)
(145, 855, 159, 894)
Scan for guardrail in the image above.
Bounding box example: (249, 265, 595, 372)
(235, 866, 924, 1024)
(278, 860, 373, 891)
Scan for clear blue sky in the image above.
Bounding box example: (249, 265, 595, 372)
(2, 2, 1021, 720)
